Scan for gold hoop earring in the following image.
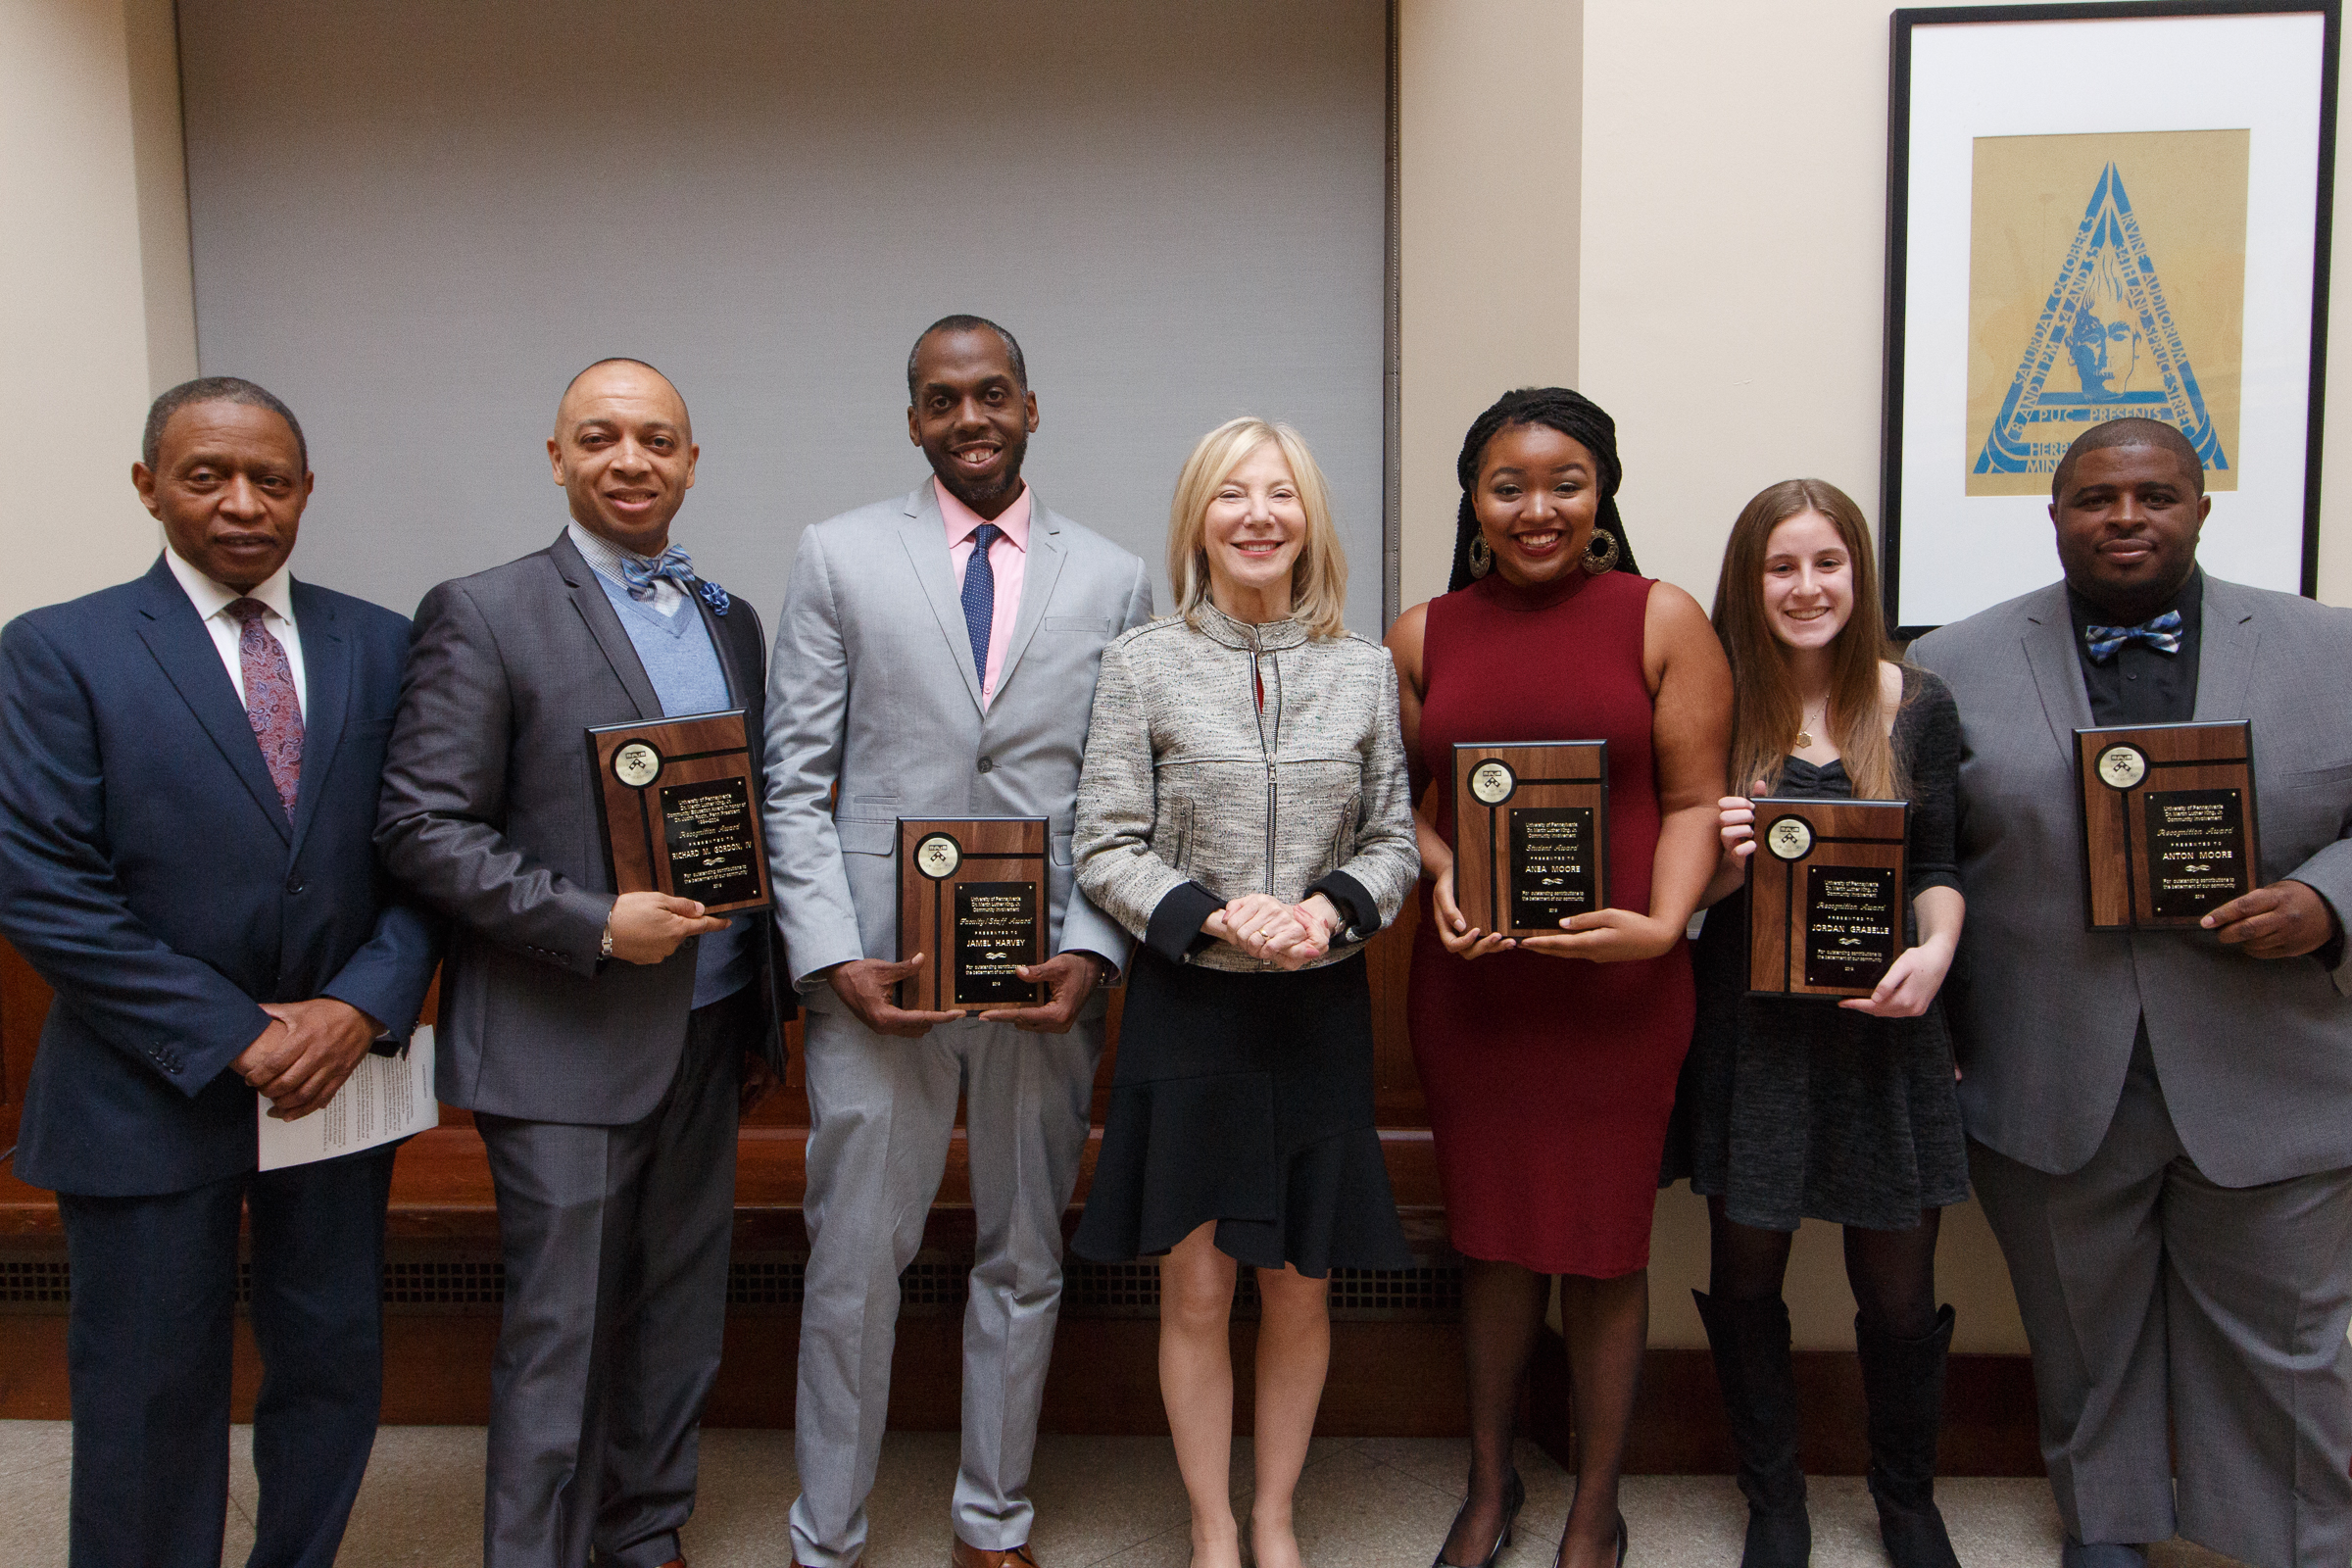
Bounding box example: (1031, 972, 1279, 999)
(1581, 529, 1621, 575)
(1467, 534, 1494, 578)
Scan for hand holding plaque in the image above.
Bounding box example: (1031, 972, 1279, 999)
(1451, 742, 1610, 939)
(1746, 798, 1909, 999)
(588, 710, 772, 915)
(897, 817, 1050, 1013)
(2075, 720, 2259, 930)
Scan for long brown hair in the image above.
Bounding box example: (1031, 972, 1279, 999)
(1711, 478, 1905, 801)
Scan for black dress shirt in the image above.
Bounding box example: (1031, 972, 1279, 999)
(2067, 566, 2203, 725)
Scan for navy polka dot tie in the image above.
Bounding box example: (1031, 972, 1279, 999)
(961, 523, 1001, 689)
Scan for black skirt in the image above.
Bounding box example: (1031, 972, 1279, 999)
(1072, 948, 1413, 1277)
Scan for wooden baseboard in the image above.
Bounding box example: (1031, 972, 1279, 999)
(0, 1309, 2041, 1474)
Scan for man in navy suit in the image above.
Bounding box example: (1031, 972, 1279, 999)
(0, 377, 440, 1568)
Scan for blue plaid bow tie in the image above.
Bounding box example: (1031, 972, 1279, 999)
(2082, 609, 2183, 662)
(619, 546, 695, 602)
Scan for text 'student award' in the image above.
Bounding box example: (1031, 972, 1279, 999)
(1745, 798, 1909, 998)
(1451, 742, 1609, 937)
(897, 817, 1049, 1012)
(2075, 720, 2259, 930)
(587, 710, 771, 915)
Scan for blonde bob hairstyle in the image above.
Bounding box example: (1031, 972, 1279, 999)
(1165, 417, 1349, 641)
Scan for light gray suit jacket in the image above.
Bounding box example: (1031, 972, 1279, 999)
(1910, 575, 2352, 1185)
(377, 530, 787, 1124)
(762, 483, 1152, 1009)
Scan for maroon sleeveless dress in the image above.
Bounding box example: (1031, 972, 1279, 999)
(1408, 568, 1694, 1277)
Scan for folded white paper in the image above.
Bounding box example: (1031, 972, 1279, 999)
(256, 1026, 437, 1171)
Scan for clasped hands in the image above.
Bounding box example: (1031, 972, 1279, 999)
(232, 997, 383, 1121)
(1204, 893, 1339, 971)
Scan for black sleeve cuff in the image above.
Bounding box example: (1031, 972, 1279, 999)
(1145, 881, 1224, 965)
(1306, 870, 1381, 943)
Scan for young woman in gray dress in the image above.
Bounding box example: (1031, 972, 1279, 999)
(1071, 417, 1418, 1568)
(1667, 478, 1969, 1568)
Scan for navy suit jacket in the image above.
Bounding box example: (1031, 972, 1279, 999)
(0, 556, 441, 1197)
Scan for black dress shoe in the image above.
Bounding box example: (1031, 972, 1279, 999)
(2060, 1539, 2147, 1568)
(1433, 1469, 1525, 1568)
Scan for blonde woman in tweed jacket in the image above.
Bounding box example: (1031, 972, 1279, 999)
(1071, 417, 1419, 1568)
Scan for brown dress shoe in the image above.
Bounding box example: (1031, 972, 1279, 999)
(952, 1541, 1038, 1568)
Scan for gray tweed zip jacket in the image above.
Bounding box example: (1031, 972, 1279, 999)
(1074, 601, 1420, 972)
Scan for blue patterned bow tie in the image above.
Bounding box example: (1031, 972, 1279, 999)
(619, 545, 695, 602)
(2082, 609, 2183, 662)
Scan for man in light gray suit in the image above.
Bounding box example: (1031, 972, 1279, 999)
(763, 316, 1152, 1568)
(378, 359, 788, 1568)
(1910, 417, 2352, 1568)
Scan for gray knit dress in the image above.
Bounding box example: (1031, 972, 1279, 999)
(1664, 664, 1971, 1232)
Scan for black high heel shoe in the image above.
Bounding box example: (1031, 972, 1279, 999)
(1432, 1469, 1525, 1568)
(1550, 1509, 1629, 1568)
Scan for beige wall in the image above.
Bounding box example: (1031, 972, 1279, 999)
(0, 0, 191, 622)
(1396, 0, 1583, 609)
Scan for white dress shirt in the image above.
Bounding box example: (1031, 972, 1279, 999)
(165, 548, 307, 718)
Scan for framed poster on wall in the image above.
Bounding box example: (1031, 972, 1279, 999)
(1882, 1, 2339, 636)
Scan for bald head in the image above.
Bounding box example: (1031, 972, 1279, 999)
(557, 357, 691, 439)
(547, 358, 699, 554)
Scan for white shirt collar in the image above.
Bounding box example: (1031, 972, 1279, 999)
(165, 547, 297, 627)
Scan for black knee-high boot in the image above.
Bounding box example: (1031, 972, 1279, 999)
(1856, 1304, 1961, 1568)
(1693, 1291, 1810, 1567)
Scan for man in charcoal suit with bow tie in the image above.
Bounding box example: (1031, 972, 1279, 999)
(377, 358, 789, 1568)
(1911, 417, 2352, 1568)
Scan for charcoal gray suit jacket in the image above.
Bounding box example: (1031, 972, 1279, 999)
(376, 529, 787, 1124)
(1910, 574, 2352, 1185)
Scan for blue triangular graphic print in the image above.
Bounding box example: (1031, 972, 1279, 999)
(1974, 163, 2228, 477)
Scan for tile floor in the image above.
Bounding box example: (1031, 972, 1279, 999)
(0, 1421, 2249, 1566)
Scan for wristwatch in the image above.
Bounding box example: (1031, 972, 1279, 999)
(601, 917, 614, 961)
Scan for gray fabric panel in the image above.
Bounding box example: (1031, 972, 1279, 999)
(176, 0, 1388, 634)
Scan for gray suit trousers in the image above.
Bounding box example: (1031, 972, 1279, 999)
(476, 985, 753, 1568)
(1971, 1028, 2352, 1568)
(790, 1007, 1102, 1567)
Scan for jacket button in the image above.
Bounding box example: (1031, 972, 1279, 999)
(285, 878, 305, 895)
(977, 757, 994, 773)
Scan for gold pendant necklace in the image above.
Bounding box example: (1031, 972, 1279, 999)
(1794, 728, 1814, 750)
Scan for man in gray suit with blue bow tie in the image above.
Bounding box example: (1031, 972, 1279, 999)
(763, 316, 1152, 1568)
(1911, 417, 2352, 1568)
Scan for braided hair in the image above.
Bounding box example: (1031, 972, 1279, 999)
(1446, 387, 1640, 593)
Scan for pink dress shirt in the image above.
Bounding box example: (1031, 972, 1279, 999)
(939, 478, 1030, 710)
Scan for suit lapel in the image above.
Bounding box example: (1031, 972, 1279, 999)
(550, 530, 662, 719)
(285, 581, 349, 859)
(131, 558, 290, 843)
(993, 502, 1067, 703)
(2193, 575, 2259, 721)
(2019, 584, 2093, 761)
(696, 590, 758, 715)
(896, 485, 987, 714)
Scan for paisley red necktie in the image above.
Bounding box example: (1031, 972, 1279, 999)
(225, 598, 302, 820)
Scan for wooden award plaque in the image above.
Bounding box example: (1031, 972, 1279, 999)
(1745, 798, 1909, 999)
(1451, 742, 1609, 938)
(587, 709, 771, 915)
(2076, 720, 2259, 930)
(897, 816, 1049, 1012)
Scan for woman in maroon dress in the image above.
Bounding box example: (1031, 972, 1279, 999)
(1387, 389, 1731, 1568)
